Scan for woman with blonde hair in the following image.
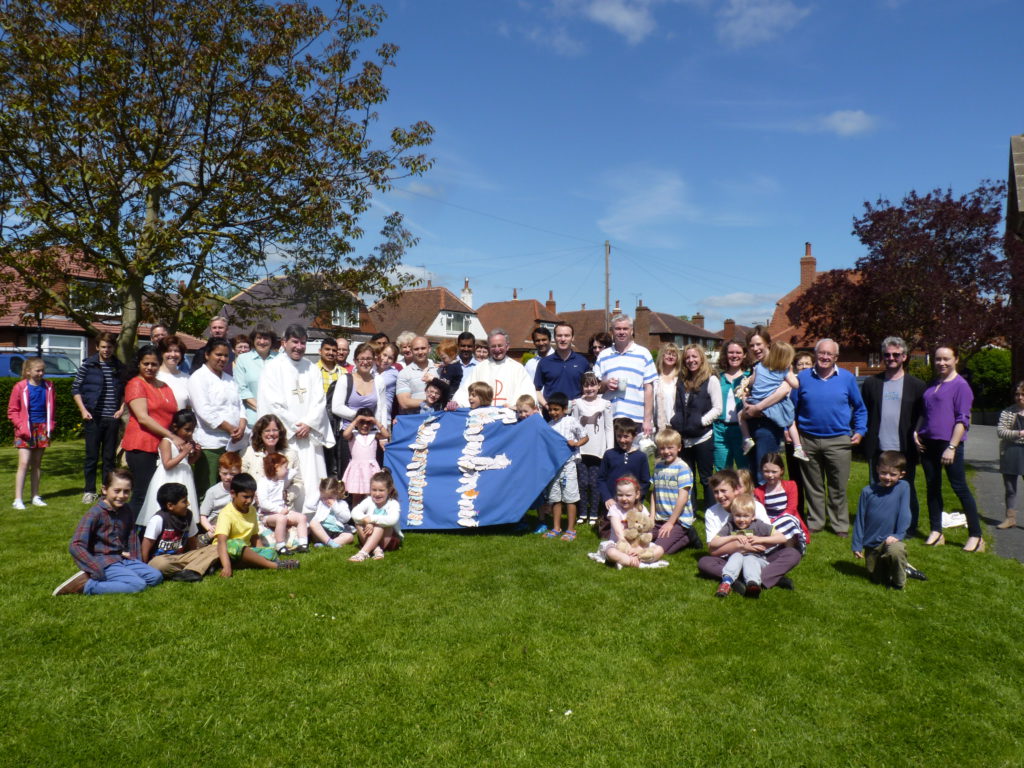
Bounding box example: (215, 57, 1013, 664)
(652, 343, 681, 432)
(670, 344, 721, 508)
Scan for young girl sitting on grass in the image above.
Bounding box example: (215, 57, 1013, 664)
(137, 409, 201, 528)
(8, 356, 54, 510)
(349, 468, 402, 562)
(738, 341, 806, 462)
(257, 452, 307, 554)
(589, 475, 665, 569)
(310, 477, 355, 549)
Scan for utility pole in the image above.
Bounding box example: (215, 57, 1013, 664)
(604, 240, 611, 331)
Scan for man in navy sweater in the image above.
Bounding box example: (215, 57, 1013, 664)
(792, 339, 867, 537)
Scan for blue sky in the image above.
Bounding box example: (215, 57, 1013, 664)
(360, 0, 1019, 331)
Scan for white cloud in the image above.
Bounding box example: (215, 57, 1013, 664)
(702, 291, 779, 308)
(816, 109, 878, 137)
(596, 166, 699, 247)
(716, 0, 811, 48)
(524, 24, 587, 56)
(583, 0, 657, 44)
(697, 291, 780, 328)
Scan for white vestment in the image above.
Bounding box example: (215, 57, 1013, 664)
(257, 354, 335, 511)
(457, 357, 537, 409)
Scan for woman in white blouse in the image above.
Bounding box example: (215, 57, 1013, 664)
(652, 342, 681, 433)
(187, 338, 246, 497)
(155, 335, 191, 409)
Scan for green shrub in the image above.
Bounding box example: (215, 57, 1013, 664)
(0, 377, 84, 442)
(964, 347, 1011, 410)
(908, 360, 932, 383)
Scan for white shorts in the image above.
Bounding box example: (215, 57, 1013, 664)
(546, 460, 580, 503)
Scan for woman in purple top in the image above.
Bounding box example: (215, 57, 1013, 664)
(914, 345, 982, 551)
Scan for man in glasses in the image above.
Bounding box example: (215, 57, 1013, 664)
(860, 336, 927, 537)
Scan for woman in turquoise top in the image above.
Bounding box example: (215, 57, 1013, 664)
(713, 340, 749, 470)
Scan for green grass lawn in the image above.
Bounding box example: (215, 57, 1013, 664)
(2, 442, 1023, 767)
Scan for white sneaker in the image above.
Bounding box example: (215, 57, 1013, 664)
(12, 499, 25, 510)
(793, 445, 810, 462)
(82, 492, 97, 504)
(31, 496, 47, 507)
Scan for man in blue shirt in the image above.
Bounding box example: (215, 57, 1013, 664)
(535, 322, 590, 406)
(792, 338, 867, 537)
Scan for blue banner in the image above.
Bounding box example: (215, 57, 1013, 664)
(383, 408, 572, 530)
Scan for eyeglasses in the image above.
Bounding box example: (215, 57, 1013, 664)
(883, 352, 904, 359)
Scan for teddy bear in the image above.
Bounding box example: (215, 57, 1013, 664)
(615, 505, 659, 562)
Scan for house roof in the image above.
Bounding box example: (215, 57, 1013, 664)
(368, 285, 475, 341)
(648, 312, 720, 341)
(558, 308, 610, 349)
(717, 321, 755, 344)
(476, 298, 560, 350)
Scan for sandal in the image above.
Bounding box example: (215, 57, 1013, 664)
(349, 551, 370, 562)
(542, 529, 563, 539)
(372, 547, 386, 560)
(560, 530, 577, 542)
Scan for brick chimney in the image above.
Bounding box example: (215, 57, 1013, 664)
(581, 303, 586, 310)
(692, 312, 704, 329)
(723, 318, 736, 341)
(427, 279, 432, 288)
(800, 242, 816, 288)
(635, 302, 652, 348)
(460, 277, 473, 309)
(545, 290, 556, 315)
(613, 298, 621, 313)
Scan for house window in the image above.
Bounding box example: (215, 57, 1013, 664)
(69, 278, 120, 318)
(330, 307, 359, 328)
(27, 333, 88, 367)
(868, 352, 881, 369)
(441, 312, 472, 335)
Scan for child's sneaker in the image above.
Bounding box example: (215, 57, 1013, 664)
(295, 544, 309, 554)
(533, 524, 548, 535)
(792, 445, 809, 462)
(81, 492, 96, 505)
(31, 496, 47, 507)
(12, 499, 25, 510)
(715, 582, 731, 598)
(744, 581, 762, 598)
(169, 569, 203, 582)
(742, 438, 755, 455)
(53, 571, 88, 596)
(277, 559, 300, 570)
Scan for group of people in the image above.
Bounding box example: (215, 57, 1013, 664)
(3, 310, 1003, 596)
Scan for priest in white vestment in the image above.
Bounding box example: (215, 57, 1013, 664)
(456, 329, 537, 409)
(257, 325, 335, 513)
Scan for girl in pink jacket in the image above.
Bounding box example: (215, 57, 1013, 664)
(7, 357, 55, 509)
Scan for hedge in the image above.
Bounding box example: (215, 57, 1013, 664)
(0, 377, 84, 443)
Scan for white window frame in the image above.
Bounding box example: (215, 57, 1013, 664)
(27, 333, 88, 365)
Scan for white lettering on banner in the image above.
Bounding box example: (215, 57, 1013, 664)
(404, 415, 442, 527)
(454, 407, 518, 527)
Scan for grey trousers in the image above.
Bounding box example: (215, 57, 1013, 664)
(799, 432, 853, 534)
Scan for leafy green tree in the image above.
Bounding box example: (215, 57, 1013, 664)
(965, 346, 1012, 410)
(0, 0, 432, 359)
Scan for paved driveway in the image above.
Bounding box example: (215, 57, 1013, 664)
(965, 424, 1024, 562)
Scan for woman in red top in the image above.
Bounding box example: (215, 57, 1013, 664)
(122, 344, 187, 518)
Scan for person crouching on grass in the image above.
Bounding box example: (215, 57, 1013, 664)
(141, 482, 220, 582)
(349, 468, 402, 562)
(708, 493, 787, 598)
(216, 473, 299, 577)
(852, 450, 923, 590)
(53, 469, 163, 596)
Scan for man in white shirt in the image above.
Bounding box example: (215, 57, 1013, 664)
(459, 329, 536, 409)
(522, 326, 554, 381)
(593, 313, 655, 436)
(257, 324, 335, 513)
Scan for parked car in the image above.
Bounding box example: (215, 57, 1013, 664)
(0, 348, 78, 378)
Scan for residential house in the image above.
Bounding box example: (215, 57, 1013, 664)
(368, 280, 485, 344)
(476, 289, 560, 359)
(558, 299, 721, 358)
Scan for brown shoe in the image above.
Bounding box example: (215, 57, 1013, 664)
(997, 511, 1017, 530)
(52, 571, 88, 596)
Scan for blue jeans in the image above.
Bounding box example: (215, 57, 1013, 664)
(750, 417, 784, 485)
(84, 559, 163, 595)
(920, 439, 981, 537)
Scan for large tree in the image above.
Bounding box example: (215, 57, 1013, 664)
(788, 181, 1009, 356)
(0, 0, 432, 359)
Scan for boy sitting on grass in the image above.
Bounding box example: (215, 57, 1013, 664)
(708, 493, 786, 598)
(215, 473, 299, 577)
(142, 482, 220, 582)
(53, 468, 163, 596)
(852, 450, 921, 590)
(650, 427, 698, 554)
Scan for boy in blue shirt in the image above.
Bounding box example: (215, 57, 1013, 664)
(596, 418, 651, 538)
(852, 451, 920, 589)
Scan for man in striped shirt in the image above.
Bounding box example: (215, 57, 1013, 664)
(593, 314, 655, 436)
